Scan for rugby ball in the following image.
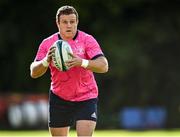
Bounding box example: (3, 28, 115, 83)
(52, 40, 73, 71)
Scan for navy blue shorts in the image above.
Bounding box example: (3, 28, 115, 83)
(48, 91, 98, 127)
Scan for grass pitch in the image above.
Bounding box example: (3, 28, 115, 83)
(0, 129, 180, 137)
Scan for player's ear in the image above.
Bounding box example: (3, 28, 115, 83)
(56, 19, 60, 27)
(76, 19, 79, 25)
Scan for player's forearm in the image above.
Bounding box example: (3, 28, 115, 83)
(30, 61, 48, 78)
(87, 57, 109, 73)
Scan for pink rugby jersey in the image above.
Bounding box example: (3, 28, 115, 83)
(35, 30, 104, 101)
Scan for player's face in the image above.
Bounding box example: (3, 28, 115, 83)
(57, 14, 78, 40)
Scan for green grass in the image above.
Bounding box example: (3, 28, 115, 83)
(0, 129, 180, 137)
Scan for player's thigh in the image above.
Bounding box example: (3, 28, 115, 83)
(76, 120, 96, 137)
(49, 91, 75, 127)
(49, 127, 70, 137)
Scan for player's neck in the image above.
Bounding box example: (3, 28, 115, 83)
(58, 31, 78, 41)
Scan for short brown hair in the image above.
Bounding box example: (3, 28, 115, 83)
(56, 6, 78, 22)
